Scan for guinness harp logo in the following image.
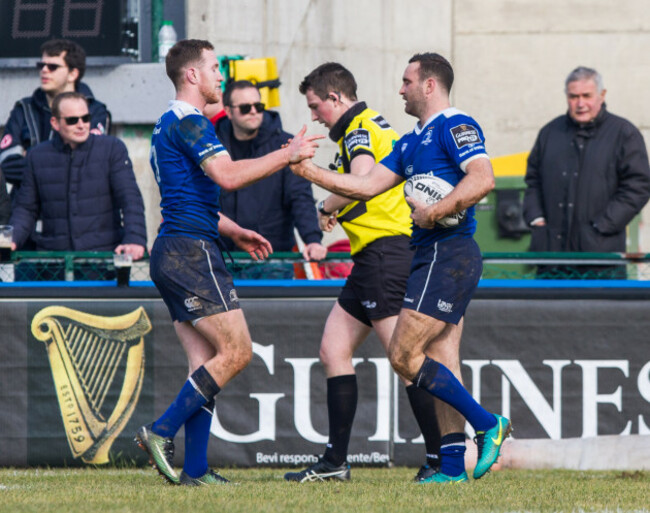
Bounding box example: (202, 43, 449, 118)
(31, 306, 151, 464)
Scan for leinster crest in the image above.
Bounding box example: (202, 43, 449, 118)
(31, 306, 150, 464)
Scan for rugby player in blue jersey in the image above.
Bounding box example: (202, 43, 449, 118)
(290, 53, 511, 483)
(135, 39, 322, 486)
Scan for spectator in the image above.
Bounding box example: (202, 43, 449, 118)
(9, 92, 146, 263)
(0, 39, 110, 190)
(523, 66, 650, 278)
(0, 169, 9, 224)
(215, 80, 326, 276)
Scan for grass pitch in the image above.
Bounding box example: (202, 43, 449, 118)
(0, 467, 648, 513)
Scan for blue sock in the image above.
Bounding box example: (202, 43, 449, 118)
(440, 433, 466, 477)
(183, 399, 215, 478)
(152, 366, 221, 438)
(414, 357, 495, 432)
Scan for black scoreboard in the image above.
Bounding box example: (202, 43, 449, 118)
(0, 0, 135, 59)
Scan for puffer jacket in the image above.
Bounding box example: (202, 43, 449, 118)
(9, 133, 146, 251)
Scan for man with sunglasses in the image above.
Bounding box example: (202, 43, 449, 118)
(215, 80, 326, 275)
(8, 92, 145, 263)
(0, 39, 110, 191)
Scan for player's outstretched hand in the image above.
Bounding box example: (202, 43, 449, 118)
(406, 196, 437, 229)
(286, 125, 324, 164)
(232, 228, 273, 261)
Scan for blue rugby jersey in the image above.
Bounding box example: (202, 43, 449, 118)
(381, 107, 489, 247)
(150, 100, 229, 240)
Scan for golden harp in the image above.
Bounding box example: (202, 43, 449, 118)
(31, 306, 151, 464)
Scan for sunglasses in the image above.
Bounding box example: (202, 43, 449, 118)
(232, 102, 265, 114)
(36, 61, 67, 72)
(61, 114, 91, 125)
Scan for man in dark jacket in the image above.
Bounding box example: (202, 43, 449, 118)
(0, 169, 9, 224)
(0, 39, 110, 190)
(215, 80, 326, 275)
(523, 66, 650, 278)
(9, 92, 146, 261)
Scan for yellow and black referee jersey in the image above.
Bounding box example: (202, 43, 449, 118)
(328, 101, 412, 255)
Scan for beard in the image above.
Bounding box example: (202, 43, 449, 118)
(201, 83, 222, 105)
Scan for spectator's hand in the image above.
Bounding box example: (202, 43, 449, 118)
(115, 244, 145, 261)
(303, 242, 328, 261)
(10, 242, 16, 251)
(531, 217, 546, 227)
(286, 125, 324, 164)
(406, 196, 438, 229)
(232, 229, 273, 261)
(318, 211, 338, 232)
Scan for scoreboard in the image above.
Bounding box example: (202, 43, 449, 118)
(0, 0, 137, 60)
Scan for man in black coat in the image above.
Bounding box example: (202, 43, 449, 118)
(9, 92, 146, 261)
(0, 39, 111, 190)
(215, 81, 326, 277)
(523, 66, 650, 278)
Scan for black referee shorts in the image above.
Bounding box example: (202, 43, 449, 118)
(338, 235, 413, 326)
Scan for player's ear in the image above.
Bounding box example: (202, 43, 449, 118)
(186, 66, 198, 85)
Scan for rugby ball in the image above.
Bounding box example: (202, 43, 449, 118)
(403, 174, 466, 228)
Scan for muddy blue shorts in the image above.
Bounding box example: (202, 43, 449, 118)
(402, 237, 481, 324)
(150, 236, 240, 323)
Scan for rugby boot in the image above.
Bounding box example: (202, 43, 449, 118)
(284, 457, 350, 482)
(419, 471, 468, 484)
(179, 469, 229, 486)
(135, 423, 179, 484)
(473, 414, 512, 479)
(413, 462, 441, 482)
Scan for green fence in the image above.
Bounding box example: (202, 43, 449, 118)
(1, 251, 650, 283)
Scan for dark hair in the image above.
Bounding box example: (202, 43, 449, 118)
(223, 80, 258, 106)
(299, 62, 357, 101)
(408, 53, 454, 93)
(40, 39, 86, 85)
(165, 39, 214, 89)
(51, 91, 89, 118)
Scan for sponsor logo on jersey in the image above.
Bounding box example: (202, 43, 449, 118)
(361, 300, 377, 309)
(405, 165, 414, 177)
(371, 115, 391, 130)
(345, 129, 371, 154)
(421, 128, 433, 146)
(184, 296, 203, 312)
(403, 296, 415, 303)
(401, 142, 408, 152)
(437, 299, 453, 313)
(229, 289, 239, 303)
(0, 134, 13, 149)
(450, 124, 482, 149)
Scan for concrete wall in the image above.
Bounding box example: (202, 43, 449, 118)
(2, 0, 650, 249)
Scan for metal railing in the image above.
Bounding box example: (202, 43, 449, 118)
(1, 251, 650, 283)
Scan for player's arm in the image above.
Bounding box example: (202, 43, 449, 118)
(408, 157, 495, 229)
(218, 213, 273, 261)
(291, 157, 401, 202)
(317, 153, 376, 230)
(319, 153, 376, 214)
(202, 126, 323, 191)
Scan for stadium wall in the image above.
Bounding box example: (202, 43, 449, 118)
(1, 288, 648, 468)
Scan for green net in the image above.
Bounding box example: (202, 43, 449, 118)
(1, 251, 650, 283)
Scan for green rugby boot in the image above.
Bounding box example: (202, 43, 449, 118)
(473, 414, 512, 479)
(419, 471, 468, 484)
(179, 469, 230, 486)
(135, 424, 179, 484)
